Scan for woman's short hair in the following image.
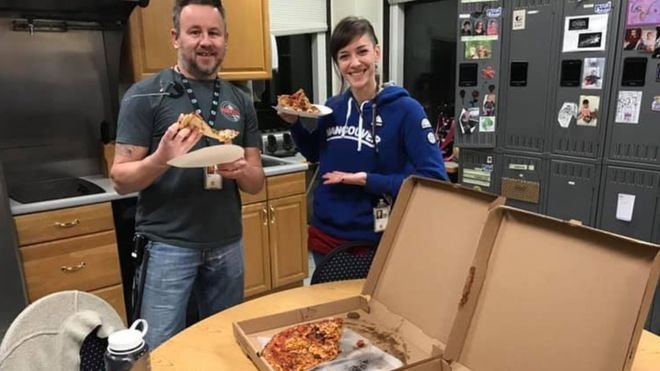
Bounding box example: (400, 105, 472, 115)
(329, 16, 378, 64)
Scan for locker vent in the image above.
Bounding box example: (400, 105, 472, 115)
(608, 168, 658, 189)
(554, 138, 599, 157)
(506, 134, 543, 152)
(514, 0, 553, 8)
(551, 162, 594, 180)
(462, 150, 489, 164)
(612, 142, 660, 165)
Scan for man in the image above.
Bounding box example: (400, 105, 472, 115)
(111, 0, 264, 349)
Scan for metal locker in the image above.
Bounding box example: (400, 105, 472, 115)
(499, 0, 561, 154)
(597, 165, 660, 242)
(549, 0, 623, 159)
(545, 157, 601, 226)
(458, 148, 499, 194)
(500, 152, 546, 212)
(454, 0, 504, 149)
(604, 0, 660, 167)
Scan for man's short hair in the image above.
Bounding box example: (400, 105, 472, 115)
(172, 0, 225, 33)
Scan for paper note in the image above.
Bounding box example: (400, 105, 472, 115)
(616, 193, 635, 222)
(558, 102, 578, 128)
(513, 9, 526, 30)
(615, 91, 643, 124)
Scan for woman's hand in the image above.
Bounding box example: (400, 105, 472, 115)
(277, 111, 298, 124)
(322, 171, 367, 186)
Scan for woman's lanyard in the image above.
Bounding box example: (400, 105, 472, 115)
(174, 67, 221, 127)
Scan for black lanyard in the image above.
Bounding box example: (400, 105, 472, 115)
(175, 67, 221, 127)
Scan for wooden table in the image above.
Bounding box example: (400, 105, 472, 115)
(152, 279, 660, 370)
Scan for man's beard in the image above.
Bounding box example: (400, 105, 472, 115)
(182, 55, 221, 79)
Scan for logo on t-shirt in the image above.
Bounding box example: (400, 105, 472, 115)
(220, 101, 241, 122)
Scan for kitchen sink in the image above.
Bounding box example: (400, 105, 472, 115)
(8, 177, 105, 204)
(261, 156, 295, 168)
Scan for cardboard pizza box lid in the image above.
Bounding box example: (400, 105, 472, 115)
(443, 206, 660, 371)
(360, 176, 503, 351)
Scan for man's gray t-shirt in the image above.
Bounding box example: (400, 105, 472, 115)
(116, 69, 260, 249)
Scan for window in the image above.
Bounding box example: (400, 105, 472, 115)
(402, 0, 457, 125)
(253, 34, 315, 131)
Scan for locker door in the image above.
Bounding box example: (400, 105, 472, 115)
(546, 159, 600, 226)
(500, 0, 559, 153)
(598, 166, 659, 242)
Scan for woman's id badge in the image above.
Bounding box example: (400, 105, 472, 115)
(204, 166, 222, 190)
(373, 198, 391, 232)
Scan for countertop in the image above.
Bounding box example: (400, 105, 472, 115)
(9, 154, 308, 216)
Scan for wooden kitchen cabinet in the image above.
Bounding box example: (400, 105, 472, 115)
(241, 172, 308, 298)
(14, 202, 127, 324)
(268, 194, 308, 288)
(126, 0, 272, 81)
(242, 202, 271, 298)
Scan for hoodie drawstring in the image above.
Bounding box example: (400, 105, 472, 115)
(357, 101, 368, 152)
(342, 97, 353, 139)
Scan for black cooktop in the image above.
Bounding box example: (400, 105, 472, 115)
(9, 177, 105, 204)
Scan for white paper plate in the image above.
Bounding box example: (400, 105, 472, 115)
(275, 104, 333, 118)
(167, 144, 244, 168)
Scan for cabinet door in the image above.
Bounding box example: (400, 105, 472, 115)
(221, 0, 271, 80)
(126, 0, 176, 81)
(242, 202, 271, 297)
(268, 194, 308, 288)
(127, 0, 271, 81)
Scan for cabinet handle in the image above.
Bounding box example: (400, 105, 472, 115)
(60, 261, 86, 273)
(54, 219, 80, 228)
(269, 206, 276, 224)
(262, 208, 268, 226)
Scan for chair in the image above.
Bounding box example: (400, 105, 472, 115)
(0, 290, 125, 371)
(311, 241, 378, 285)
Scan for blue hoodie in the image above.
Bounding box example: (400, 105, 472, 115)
(290, 85, 448, 244)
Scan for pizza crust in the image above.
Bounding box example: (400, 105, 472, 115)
(177, 112, 239, 144)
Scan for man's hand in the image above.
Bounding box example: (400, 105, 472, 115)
(152, 120, 203, 166)
(322, 171, 367, 186)
(215, 158, 248, 180)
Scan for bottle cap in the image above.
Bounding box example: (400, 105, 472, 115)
(108, 319, 148, 352)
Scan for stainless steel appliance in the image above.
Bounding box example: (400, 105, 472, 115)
(0, 0, 145, 340)
(0, 163, 27, 341)
(261, 130, 297, 158)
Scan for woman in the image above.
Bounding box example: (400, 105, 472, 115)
(279, 17, 448, 264)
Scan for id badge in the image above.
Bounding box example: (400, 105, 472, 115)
(373, 199, 391, 232)
(204, 166, 222, 190)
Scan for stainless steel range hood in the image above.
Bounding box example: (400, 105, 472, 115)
(0, 0, 149, 23)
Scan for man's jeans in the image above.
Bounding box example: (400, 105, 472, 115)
(137, 239, 244, 349)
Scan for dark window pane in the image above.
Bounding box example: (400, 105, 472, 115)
(403, 0, 457, 125)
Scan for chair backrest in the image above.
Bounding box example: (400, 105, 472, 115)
(0, 290, 125, 371)
(311, 241, 377, 285)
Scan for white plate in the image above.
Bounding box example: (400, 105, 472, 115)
(274, 104, 333, 118)
(167, 144, 244, 168)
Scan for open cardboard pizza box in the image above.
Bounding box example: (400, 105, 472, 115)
(402, 206, 660, 371)
(233, 177, 504, 370)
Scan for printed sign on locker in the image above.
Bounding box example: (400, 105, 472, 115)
(562, 14, 609, 52)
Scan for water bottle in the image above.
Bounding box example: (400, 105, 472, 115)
(104, 319, 151, 371)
